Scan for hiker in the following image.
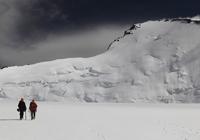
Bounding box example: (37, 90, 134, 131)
(17, 98, 27, 120)
(29, 99, 38, 120)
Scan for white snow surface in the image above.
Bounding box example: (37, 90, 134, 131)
(0, 101, 200, 140)
(1, 19, 200, 102)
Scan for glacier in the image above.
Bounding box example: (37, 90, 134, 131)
(1, 17, 200, 103)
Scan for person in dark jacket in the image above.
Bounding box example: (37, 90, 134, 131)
(29, 99, 38, 120)
(18, 98, 27, 120)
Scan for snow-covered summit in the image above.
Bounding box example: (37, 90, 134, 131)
(191, 15, 200, 21)
(1, 18, 200, 103)
(166, 17, 200, 24)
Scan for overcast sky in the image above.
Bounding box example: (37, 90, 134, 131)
(0, 0, 200, 67)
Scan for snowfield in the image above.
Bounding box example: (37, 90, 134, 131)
(0, 101, 200, 140)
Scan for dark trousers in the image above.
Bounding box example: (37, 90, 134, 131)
(31, 112, 36, 120)
(19, 111, 24, 120)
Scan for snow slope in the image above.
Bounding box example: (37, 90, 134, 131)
(0, 101, 200, 140)
(1, 17, 200, 102)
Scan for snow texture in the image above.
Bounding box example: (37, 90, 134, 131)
(0, 101, 200, 140)
(1, 18, 200, 103)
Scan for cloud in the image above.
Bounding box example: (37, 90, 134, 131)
(0, 0, 129, 66)
(0, 0, 62, 49)
(0, 1, 9, 15)
(1, 0, 200, 50)
(0, 25, 128, 66)
(0, 0, 22, 48)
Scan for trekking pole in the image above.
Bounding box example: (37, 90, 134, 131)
(25, 111, 27, 120)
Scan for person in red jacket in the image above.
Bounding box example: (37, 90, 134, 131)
(29, 99, 38, 120)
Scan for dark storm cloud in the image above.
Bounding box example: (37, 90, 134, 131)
(13, 0, 200, 47)
(0, 0, 21, 47)
(17, 0, 200, 26)
(0, 2, 9, 15)
(1, 0, 199, 48)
